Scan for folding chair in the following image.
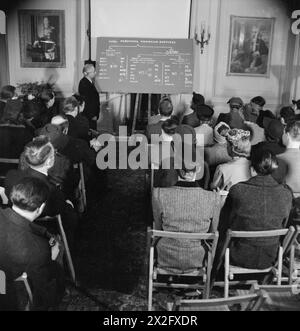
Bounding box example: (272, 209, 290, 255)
(1, 270, 33, 311)
(284, 226, 300, 284)
(73, 162, 87, 212)
(0, 157, 19, 181)
(0, 158, 19, 206)
(251, 283, 300, 311)
(172, 291, 268, 311)
(14, 272, 33, 311)
(222, 227, 295, 298)
(147, 228, 219, 311)
(37, 215, 76, 284)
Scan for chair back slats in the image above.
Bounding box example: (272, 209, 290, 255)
(173, 291, 268, 311)
(0, 158, 19, 164)
(228, 228, 289, 239)
(147, 228, 219, 310)
(36, 215, 76, 284)
(150, 229, 217, 241)
(15, 272, 33, 308)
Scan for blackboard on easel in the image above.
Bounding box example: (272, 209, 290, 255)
(96, 37, 193, 134)
(96, 37, 193, 94)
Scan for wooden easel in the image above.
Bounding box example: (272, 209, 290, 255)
(131, 93, 152, 135)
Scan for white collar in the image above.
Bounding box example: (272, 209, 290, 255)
(184, 108, 194, 116)
(85, 76, 93, 84)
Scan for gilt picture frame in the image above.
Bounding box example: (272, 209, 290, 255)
(227, 16, 275, 77)
(18, 9, 65, 68)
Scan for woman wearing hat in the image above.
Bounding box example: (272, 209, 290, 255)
(210, 128, 251, 191)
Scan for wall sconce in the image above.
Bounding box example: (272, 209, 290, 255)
(194, 22, 211, 54)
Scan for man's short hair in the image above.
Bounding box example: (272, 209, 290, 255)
(161, 118, 178, 135)
(72, 93, 85, 106)
(83, 63, 95, 74)
(158, 97, 173, 117)
(10, 177, 49, 212)
(62, 96, 79, 114)
(286, 120, 300, 142)
(196, 104, 214, 122)
(0, 85, 16, 100)
(280, 106, 295, 124)
(251, 96, 266, 107)
(39, 89, 55, 103)
(24, 136, 55, 167)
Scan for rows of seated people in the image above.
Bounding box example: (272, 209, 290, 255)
(0, 82, 105, 310)
(147, 93, 300, 281)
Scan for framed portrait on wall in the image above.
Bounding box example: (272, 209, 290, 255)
(18, 10, 65, 68)
(227, 16, 275, 77)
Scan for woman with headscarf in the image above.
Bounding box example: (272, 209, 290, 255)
(204, 122, 232, 168)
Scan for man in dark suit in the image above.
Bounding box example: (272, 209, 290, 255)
(5, 136, 79, 250)
(0, 177, 65, 310)
(78, 64, 100, 130)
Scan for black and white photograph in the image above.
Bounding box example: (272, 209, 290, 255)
(0, 0, 300, 316)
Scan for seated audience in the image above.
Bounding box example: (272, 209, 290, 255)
(292, 99, 300, 117)
(0, 177, 65, 310)
(218, 149, 293, 269)
(243, 96, 266, 124)
(204, 122, 232, 174)
(279, 106, 295, 127)
(49, 116, 96, 166)
(244, 120, 265, 146)
(152, 118, 178, 187)
(39, 89, 59, 122)
(194, 104, 214, 147)
(216, 97, 246, 129)
(211, 129, 251, 191)
(181, 92, 205, 127)
(252, 117, 285, 155)
(152, 166, 221, 273)
(0, 85, 23, 125)
(256, 109, 276, 128)
(61, 95, 89, 141)
(278, 120, 300, 194)
(0, 121, 33, 160)
(146, 97, 173, 141)
(153, 117, 201, 188)
(4, 136, 79, 249)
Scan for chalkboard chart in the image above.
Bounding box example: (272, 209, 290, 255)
(96, 37, 194, 94)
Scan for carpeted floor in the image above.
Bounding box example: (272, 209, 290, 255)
(59, 168, 150, 311)
(58, 167, 300, 311)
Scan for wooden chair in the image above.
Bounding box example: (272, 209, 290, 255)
(1, 270, 33, 311)
(73, 162, 87, 212)
(172, 291, 268, 311)
(37, 215, 76, 284)
(283, 226, 300, 284)
(221, 227, 295, 298)
(0, 157, 19, 181)
(0, 158, 19, 206)
(147, 228, 219, 311)
(14, 272, 33, 311)
(251, 283, 300, 311)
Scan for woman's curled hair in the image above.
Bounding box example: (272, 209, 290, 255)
(250, 148, 278, 175)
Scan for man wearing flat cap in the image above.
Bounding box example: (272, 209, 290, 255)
(216, 97, 246, 130)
